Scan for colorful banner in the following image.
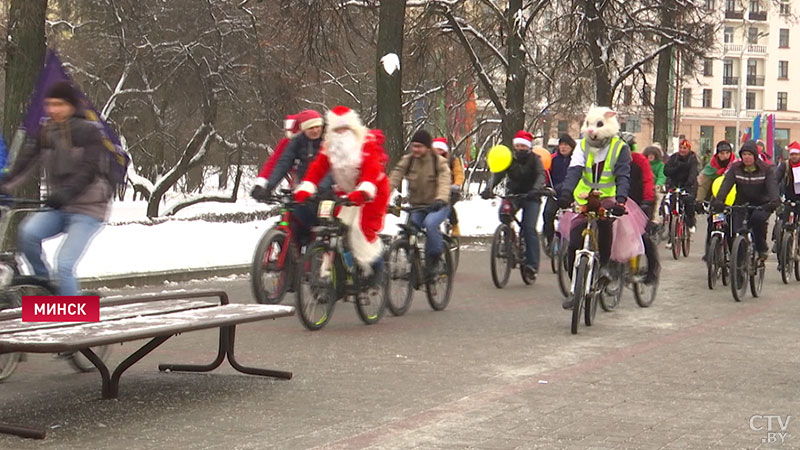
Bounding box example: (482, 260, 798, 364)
(751, 114, 761, 141)
(766, 114, 775, 161)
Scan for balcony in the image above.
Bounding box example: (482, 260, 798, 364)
(721, 108, 738, 117)
(723, 76, 740, 85)
(746, 75, 765, 86)
(723, 43, 767, 56)
(745, 109, 763, 118)
(749, 10, 767, 20)
(746, 44, 767, 55)
(725, 9, 744, 19)
(724, 43, 742, 53)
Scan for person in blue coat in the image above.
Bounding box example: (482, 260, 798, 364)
(542, 134, 575, 247)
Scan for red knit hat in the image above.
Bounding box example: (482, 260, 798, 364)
(432, 137, 449, 153)
(284, 114, 301, 138)
(513, 130, 533, 149)
(295, 109, 323, 131)
(788, 141, 800, 155)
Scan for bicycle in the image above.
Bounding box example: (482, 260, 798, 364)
(544, 209, 563, 275)
(443, 218, 460, 273)
(385, 204, 454, 316)
(250, 189, 307, 305)
(665, 188, 691, 260)
(776, 200, 800, 284)
(0, 199, 111, 381)
(728, 205, 767, 302)
(565, 193, 625, 335)
(597, 252, 659, 312)
(488, 190, 553, 288)
(706, 203, 731, 290)
(295, 196, 388, 330)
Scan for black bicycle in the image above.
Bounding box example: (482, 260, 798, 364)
(385, 204, 454, 316)
(0, 199, 111, 381)
(728, 205, 766, 302)
(706, 203, 732, 290)
(295, 196, 388, 330)
(776, 200, 800, 284)
(665, 188, 691, 260)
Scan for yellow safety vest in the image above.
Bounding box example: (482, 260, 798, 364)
(573, 137, 624, 205)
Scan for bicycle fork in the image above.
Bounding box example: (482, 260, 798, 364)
(570, 232, 596, 296)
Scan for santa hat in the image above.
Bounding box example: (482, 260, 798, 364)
(284, 114, 301, 138)
(432, 138, 449, 153)
(326, 105, 363, 131)
(295, 109, 323, 131)
(788, 141, 800, 155)
(513, 130, 533, 149)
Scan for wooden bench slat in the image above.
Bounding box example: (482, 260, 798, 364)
(0, 299, 218, 335)
(0, 304, 295, 354)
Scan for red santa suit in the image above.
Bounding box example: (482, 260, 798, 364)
(294, 106, 391, 269)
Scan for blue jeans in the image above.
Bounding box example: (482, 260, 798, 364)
(515, 199, 541, 270)
(409, 205, 451, 259)
(18, 210, 104, 296)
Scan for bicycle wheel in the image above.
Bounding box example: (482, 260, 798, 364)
(632, 253, 658, 307)
(519, 236, 534, 285)
(707, 235, 722, 290)
(599, 263, 622, 312)
(780, 233, 793, 285)
(794, 232, 800, 281)
(67, 345, 112, 373)
(721, 240, 730, 286)
(296, 242, 336, 330)
(670, 217, 681, 260)
(490, 224, 513, 288)
(556, 237, 571, 298)
(0, 290, 22, 382)
(730, 235, 749, 302)
(446, 235, 460, 273)
(549, 236, 559, 274)
(426, 248, 453, 311)
(585, 259, 599, 326)
(681, 220, 691, 257)
(386, 239, 414, 316)
(250, 228, 293, 305)
(571, 255, 590, 335)
(354, 268, 387, 325)
(750, 252, 765, 297)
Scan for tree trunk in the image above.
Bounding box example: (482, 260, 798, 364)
(585, 0, 611, 106)
(375, 0, 407, 166)
(502, 0, 526, 146)
(652, 1, 676, 149)
(3, 0, 47, 199)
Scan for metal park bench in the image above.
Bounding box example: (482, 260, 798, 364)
(0, 290, 294, 439)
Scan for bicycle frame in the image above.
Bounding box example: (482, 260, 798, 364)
(570, 212, 601, 295)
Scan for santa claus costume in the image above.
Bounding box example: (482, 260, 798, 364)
(294, 106, 391, 272)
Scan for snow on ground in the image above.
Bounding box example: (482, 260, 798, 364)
(37, 197, 528, 278)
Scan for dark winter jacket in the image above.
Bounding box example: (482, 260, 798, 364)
(549, 152, 571, 192)
(776, 161, 800, 202)
(266, 133, 332, 192)
(664, 152, 699, 195)
(488, 150, 546, 195)
(1, 112, 113, 221)
(716, 160, 779, 209)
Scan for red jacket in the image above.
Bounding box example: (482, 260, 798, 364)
(630, 151, 655, 204)
(255, 137, 292, 186)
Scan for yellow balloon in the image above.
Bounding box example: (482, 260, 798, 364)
(487, 144, 512, 173)
(711, 176, 736, 206)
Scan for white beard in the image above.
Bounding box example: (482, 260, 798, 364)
(325, 130, 363, 192)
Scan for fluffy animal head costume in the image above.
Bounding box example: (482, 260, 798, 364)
(580, 105, 620, 150)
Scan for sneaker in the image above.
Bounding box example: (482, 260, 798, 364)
(689, 226, 696, 234)
(701, 253, 707, 263)
(665, 242, 673, 250)
(523, 265, 537, 281)
(425, 254, 442, 282)
(758, 251, 769, 262)
(451, 224, 460, 237)
(771, 241, 779, 253)
(562, 298, 573, 310)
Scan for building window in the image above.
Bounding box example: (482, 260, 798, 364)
(700, 126, 714, 157)
(557, 120, 568, 135)
(626, 116, 642, 133)
(778, 92, 788, 111)
(780, 29, 789, 48)
(722, 90, 733, 109)
(776, 128, 790, 158)
(623, 85, 632, 105)
(749, 0, 760, 12)
(746, 91, 756, 110)
(642, 86, 652, 106)
(748, 27, 759, 44)
(702, 89, 712, 108)
(780, 1, 790, 15)
(703, 59, 713, 76)
(683, 88, 692, 107)
(724, 27, 734, 43)
(778, 61, 789, 80)
(705, 0, 714, 9)
(725, 126, 737, 143)
(725, 0, 735, 11)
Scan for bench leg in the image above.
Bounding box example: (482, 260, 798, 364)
(226, 326, 292, 380)
(0, 422, 47, 440)
(157, 327, 227, 373)
(81, 336, 171, 399)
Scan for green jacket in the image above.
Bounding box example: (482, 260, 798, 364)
(650, 160, 666, 186)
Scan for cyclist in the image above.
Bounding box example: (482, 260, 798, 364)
(696, 140, 735, 260)
(253, 109, 331, 245)
(557, 106, 638, 309)
(621, 133, 660, 284)
(542, 134, 575, 250)
(664, 138, 699, 244)
(756, 139, 772, 165)
(432, 137, 465, 237)
(771, 141, 800, 252)
(0, 81, 110, 296)
(251, 113, 301, 197)
(388, 130, 452, 274)
(713, 140, 779, 261)
(480, 130, 546, 279)
(643, 145, 666, 228)
(294, 106, 390, 284)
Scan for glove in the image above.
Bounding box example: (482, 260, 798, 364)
(346, 190, 369, 206)
(694, 203, 705, 214)
(294, 190, 312, 204)
(764, 201, 779, 214)
(557, 194, 572, 209)
(610, 202, 626, 216)
(431, 199, 447, 211)
(44, 190, 72, 209)
(710, 201, 725, 213)
(250, 185, 269, 201)
(480, 189, 492, 200)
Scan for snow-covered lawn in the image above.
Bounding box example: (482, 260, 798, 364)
(41, 197, 511, 278)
